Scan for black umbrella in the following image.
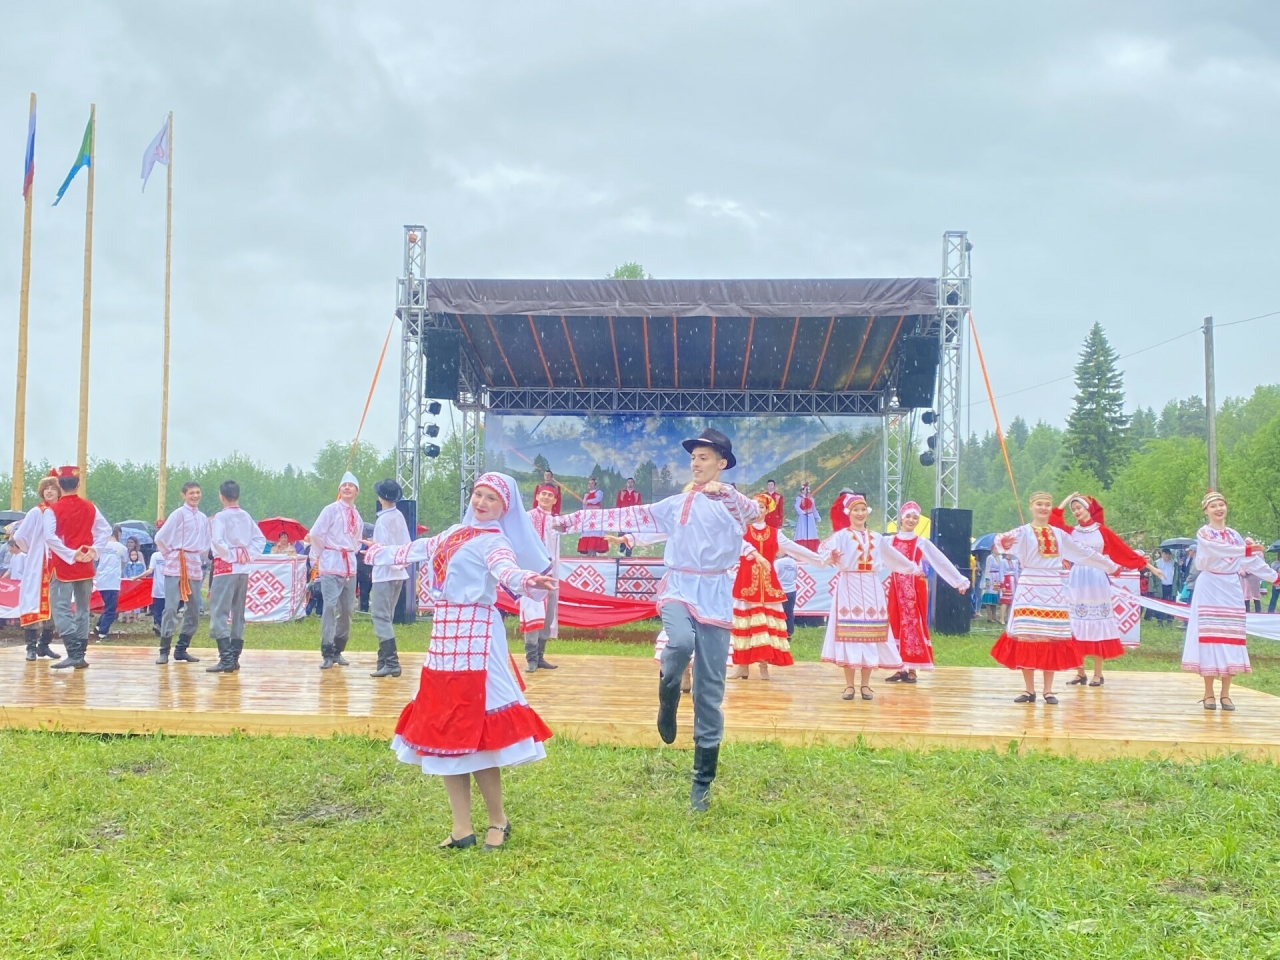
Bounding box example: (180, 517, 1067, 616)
(1268, 540, 1280, 554)
(0, 509, 26, 526)
(1159, 538, 1195, 550)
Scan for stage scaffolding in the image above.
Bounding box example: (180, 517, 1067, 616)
(395, 230, 968, 522)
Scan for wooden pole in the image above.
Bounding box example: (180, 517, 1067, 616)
(157, 111, 173, 524)
(1204, 315, 1217, 491)
(76, 104, 96, 494)
(11, 93, 35, 510)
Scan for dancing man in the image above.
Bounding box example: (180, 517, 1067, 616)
(154, 480, 211, 664)
(367, 472, 555, 851)
(522, 484, 561, 673)
(310, 471, 363, 669)
(884, 501, 970, 683)
(44, 466, 111, 670)
(556, 428, 760, 811)
(369, 479, 411, 678)
(206, 480, 266, 673)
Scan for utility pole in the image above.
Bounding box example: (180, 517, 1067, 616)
(1203, 315, 1217, 491)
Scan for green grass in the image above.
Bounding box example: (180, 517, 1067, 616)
(6, 614, 1280, 955)
(4, 731, 1280, 958)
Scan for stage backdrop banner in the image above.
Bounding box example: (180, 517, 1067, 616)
(417, 556, 836, 619)
(0, 556, 307, 624)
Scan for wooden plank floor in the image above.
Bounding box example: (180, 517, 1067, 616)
(2, 646, 1279, 759)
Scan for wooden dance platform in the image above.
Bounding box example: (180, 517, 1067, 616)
(2, 646, 1279, 759)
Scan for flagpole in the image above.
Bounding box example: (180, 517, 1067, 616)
(157, 110, 172, 524)
(11, 92, 35, 511)
(77, 103, 95, 492)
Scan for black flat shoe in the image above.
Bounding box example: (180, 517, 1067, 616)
(884, 671, 907, 683)
(1088, 677, 1105, 687)
(1201, 697, 1217, 711)
(1220, 697, 1236, 712)
(1066, 674, 1088, 686)
(841, 686, 856, 701)
(1043, 694, 1059, 705)
(439, 833, 476, 850)
(860, 685, 874, 701)
(902, 673, 918, 684)
(483, 822, 512, 851)
(1014, 692, 1036, 704)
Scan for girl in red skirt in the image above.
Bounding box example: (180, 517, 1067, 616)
(729, 493, 824, 679)
(367, 472, 556, 851)
(989, 492, 1118, 705)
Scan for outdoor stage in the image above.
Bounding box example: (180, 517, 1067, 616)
(3, 646, 1280, 760)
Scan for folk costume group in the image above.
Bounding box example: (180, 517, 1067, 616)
(12, 433, 1275, 847)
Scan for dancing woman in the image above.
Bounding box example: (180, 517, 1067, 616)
(818, 492, 919, 702)
(989, 491, 1118, 705)
(1051, 492, 1160, 688)
(729, 493, 824, 680)
(366, 472, 555, 851)
(1181, 491, 1278, 711)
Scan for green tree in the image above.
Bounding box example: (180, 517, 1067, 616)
(1063, 322, 1130, 488)
(532, 453, 551, 478)
(608, 262, 648, 280)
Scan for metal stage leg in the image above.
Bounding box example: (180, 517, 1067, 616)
(936, 231, 970, 510)
(395, 226, 427, 502)
(883, 413, 908, 526)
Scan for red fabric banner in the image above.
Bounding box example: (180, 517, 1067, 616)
(495, 581, 657, 629)
(0, 576, 154, 618)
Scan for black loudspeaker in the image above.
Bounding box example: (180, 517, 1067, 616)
(897, 372, 936, 408)
(930, 507, 973, 635)
(423, 329, 461, 401)
(392, 498, 417, 625)
(900, 335, 940, 373)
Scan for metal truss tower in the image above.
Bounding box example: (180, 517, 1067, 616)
(395, 226, 427, 502)
(935, 231, 970, 510)
(882, 413, 909, 528)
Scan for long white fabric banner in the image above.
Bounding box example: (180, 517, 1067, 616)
(1130, 588, 1280, 642)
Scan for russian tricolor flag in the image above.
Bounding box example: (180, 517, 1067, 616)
(22, 98, 35, 200)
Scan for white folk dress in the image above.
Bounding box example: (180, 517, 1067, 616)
(1181, 526, 1278, 677)
(818, 527, 922, 669)
(519, 506, 560, 637)
(10, 502, 55, 626)
(989, 524, 1116, 672)
(369, 523, 552, 775)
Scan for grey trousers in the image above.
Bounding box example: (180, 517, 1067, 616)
(659, 605, 730, 748)
(369, 579, 404, 642)
(161, 575, 201, 641)
(209, 573, 248, 642)
(523, 593, 558, 664)
(51, 577, 93, 643)
(320, 575, 356, 655)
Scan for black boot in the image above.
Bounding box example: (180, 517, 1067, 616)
(230, 638, 244, 671)
(36, 629, 59, 659)
(370, 639, 401, 678)
(656, 672, 682, 745)
(333, 637, 350, 667)
(536, 637, 557, 670)
(320, 643, 336, 670)
(156, 638, 170, 664)
(52, 638, 89, 670)
(173, 634, 200, 663)
(206, 638, 235, 673)
(690, 744, 720, 812)
(24, 629, 38, 661)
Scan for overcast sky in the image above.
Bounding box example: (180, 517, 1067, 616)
(1, 1, 1277, 470)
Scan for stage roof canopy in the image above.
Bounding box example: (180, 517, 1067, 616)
(425, 278, 938, 416)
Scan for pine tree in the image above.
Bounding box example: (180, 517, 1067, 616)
(1064, 322, 1130, 488)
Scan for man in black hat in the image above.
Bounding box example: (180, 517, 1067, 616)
(556, 427, 759, 811)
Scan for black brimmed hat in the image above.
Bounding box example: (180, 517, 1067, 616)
(682, 428, 736, 470)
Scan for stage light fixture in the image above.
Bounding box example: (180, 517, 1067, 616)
(425, 424, 440, 438)
(919, 450, 936, 467)
(926, 434, 937, 450)
(424, 444, 441, 459)
(945, 290, 960, 306)
(427, 401, 442, 416)
(921, 410, 936, 425)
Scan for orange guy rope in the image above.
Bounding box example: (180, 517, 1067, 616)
(968, 311, 1024, 523)
(811, 434, 879, 496)
(346, 318, 395, 471)
(496, 443, 584, 504)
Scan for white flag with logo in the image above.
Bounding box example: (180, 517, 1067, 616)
(141, 117, 169, 191)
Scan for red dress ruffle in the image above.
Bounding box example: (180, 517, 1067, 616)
(990, 632, 1084, 671)
(1074, 637, 1126, 660)
(394, 668, 552, 757)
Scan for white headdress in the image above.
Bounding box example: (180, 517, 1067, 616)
(466, 472, 551, 574)
(340, 471, 359, 490)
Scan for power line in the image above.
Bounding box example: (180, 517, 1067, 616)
(963, 307, 1280, 409)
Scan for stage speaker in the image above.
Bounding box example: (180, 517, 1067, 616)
(897, 372, 936, 408)
(392, 498, 417, 625)
(423, 329, 461, 402)
(900, 335, 940, 373)
(930, 507, 973, 635)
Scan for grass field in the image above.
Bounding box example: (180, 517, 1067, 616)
(5, 613, 1280, 956)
